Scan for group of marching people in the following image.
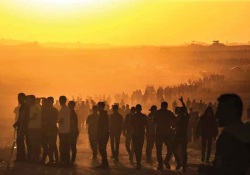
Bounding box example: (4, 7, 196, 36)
(12, 92, 250, 174)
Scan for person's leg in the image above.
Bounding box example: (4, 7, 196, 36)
(65, 133, 71, 165)
(25, 130, 32, 161)
(16, 130, 26, 162)
(164, 136, 175, 168)
(71, 134, 77, 164)
(155, 136, 164, 168)
(182, 141, 188, 172)
(59, 134, 64, 163)
(206, 138, 212, 163)
(110, 134, 115, 158)
(41, 133, 49, 164)
(171, 139, 181, 166)
(137, 135, 145, 165)
(54, 133, 59, 163)
(125, 135, 131, 154)
(201, 137, 206, 162)
(48, 132, 57, 163)
(147, 134, 155, 162)
(34, 129, 41, 163)
(115, 134, 121, 159)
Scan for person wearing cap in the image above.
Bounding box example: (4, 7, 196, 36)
(146, 105, 157, 163)
(130, 104, 147, 170)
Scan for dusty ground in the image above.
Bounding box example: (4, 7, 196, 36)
(0, 120, 212, 175)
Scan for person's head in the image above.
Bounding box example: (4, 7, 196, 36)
(189, 108, 193, 112)
(59, 96, 67, 106)
(149, 105, 157, 113)
(92, 105, 98, 113)
(112, 105, 119, 112)
(215, 94, 243, 127)
(68, 101, 76, 110)
(161, 101, 168, 109)
(126, 104, 129, 110)
(131, 107, 136, 114)
(35, 98, 41, 105)
(47, 97, 54, 107)
(98, 102, 105, 112)
(204, 106, 214, 117)
(136, 104, 142, 113)
(18, 93, 26, 104)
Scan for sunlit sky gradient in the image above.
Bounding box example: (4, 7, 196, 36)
(0, 0, 250, 45)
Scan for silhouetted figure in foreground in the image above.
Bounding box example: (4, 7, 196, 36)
(86, 106, 99, 160)
(146, 105, 157, 163)
(198, 94, 250, 175)
(196, 106, 218, 163)
(166, 97, 190, 172)
(27, 95, 42, 163)
(13, 93, 31, 162)
(109, 105, 123, 161)
(130, 104, 147, 170)
(154, 101, 176, 170)
(123, 107, 135, 161)
(41, 97, 59, 165)
(68, 101, 79, 165)
(58, 96, 71, 166)
(97, 102, 109, 169)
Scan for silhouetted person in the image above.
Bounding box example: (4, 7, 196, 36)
(97, 102, 109, 169)
(41, 97, 59, 165)
(146, 105, 157, 163)
(68, 101, 79, 165)
(13, 93, 31, 162)
(130, 104, 147, 170)
(58, 96, 71, 166)
(186, 98, 191, 110)
(166, 97, 190, 172)
(188, 108, 199, 143)
(27, 95, 42, 163)
(109, 105, 123, 161)
(172, 100, 177, 112)
(86, 105, 99, 160)
(198, 94, 250, 175)
(154, 101, 176, 170)
(14, 103, 20, 122)
(123, 107, 135, 161)
(196, 106, 218, 163)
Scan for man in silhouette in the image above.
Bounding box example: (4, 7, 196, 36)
(123, 107, 136, 161)
(27, 95, 42, 163)
(58, 96, 71, 166)
(86, 105, 99, 160)
(13, 93, 31, 162)
(109, 105, 123, 161)
(97, 102, 109, 169)
(68, 101, 79, 165)
(146, 105, 157, 163)
(165, 97, 190, 172)
(172, 100, 177, 112)
(188, 108, 199, 143)
(130, 104, 147, 170)
(198, 94, 250, 175)
(154, 101, 176, 170)
(41, 97, 59, 165)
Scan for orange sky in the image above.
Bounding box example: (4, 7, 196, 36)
(0, 0, 250, 45)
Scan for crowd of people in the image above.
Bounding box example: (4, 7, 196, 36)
(12, 92, 250, 174)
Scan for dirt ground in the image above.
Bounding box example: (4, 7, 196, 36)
(0, 120, 213, 175)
